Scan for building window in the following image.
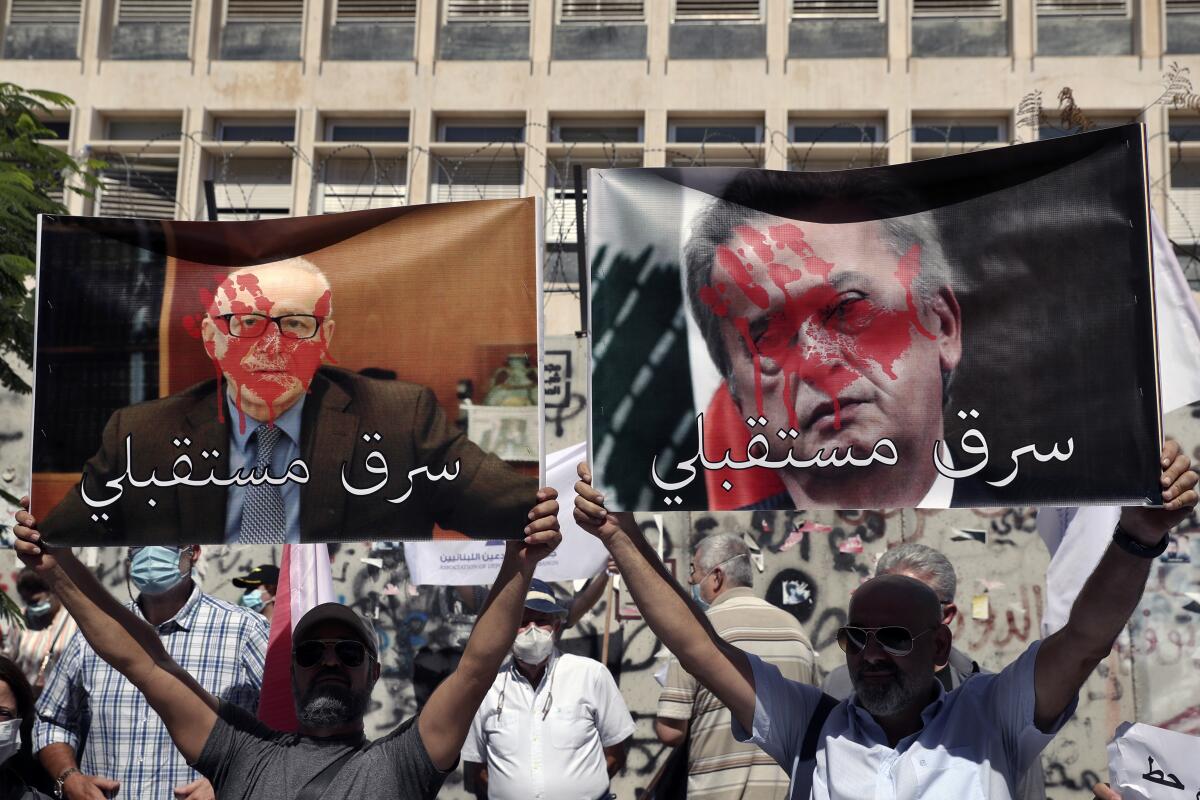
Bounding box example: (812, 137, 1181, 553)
(559, 0, 643, 21)
(551, 121, 642, 143)
(673, 0, 761, 20)
(669, 121, 762, 144)
(325, 120, 409, 142)
(319, 158, 406, 213)
(912, 120, 1006, 143)
(115, 0, 192, 24)
(438, 121, 525, 143)
(430, 159, 523, 202)
(792, 119, 884, 144)
(35, 120, 72, 141)
(445, 0, 530, 21)
(3, 0, 82, 59)
(791, 0, 881, 18)
(211, 157, 293, 220)
(333, 0, 414, 22)
(1171, 121, 1200, 143)
(912, 0, 1003, 16)
(217, 120, 296, 142)
(106, 118, 183, 141)
(224, 0, 304, 22)
(1035, 0, 1127, 14)
(96, 159, 180, 219)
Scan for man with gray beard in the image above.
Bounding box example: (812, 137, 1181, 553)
(11, 487, 562, 800)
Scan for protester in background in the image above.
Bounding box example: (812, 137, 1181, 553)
(0, 656, 53, 799)
(2, 571, 76, 698)
(822, 543, 1046, 799)
(413, 584, 489, 712)
(656, 533, 818, 800)
(232, 564, 279, 624)
(462, 579, 634, 800)
(574, 443, 1197, 799)
(34, 545, 268, 800)
(14, 489, 561, 800)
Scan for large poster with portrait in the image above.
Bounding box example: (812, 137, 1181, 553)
(587, 125, 1163, 511)
(32, 199, 544, 545)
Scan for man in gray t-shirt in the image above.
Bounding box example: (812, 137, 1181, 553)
(10, 488, 562, 800)
(197, 704, 444, 799)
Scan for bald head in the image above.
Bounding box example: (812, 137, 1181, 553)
(849, 574, 942, 630)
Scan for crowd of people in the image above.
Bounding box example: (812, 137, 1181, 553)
(0, 441, 1192, 799)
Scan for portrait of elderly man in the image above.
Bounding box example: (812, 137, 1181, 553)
(682, 171, 962, 509)
(37, 255, 537, 545)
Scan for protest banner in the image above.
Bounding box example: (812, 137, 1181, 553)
(1107, 722, 1200, 798)
(403, 442, 611, 585)
(32, 200, 544, 545)
(587, 125, 1162, 511)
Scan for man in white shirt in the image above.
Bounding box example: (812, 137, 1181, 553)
(462, 579, 635, 800)
(573, 442, 1198, 800)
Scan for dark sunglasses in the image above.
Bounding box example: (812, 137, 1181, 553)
(837, 625, 935, 657)
(293, 639, 368, 669)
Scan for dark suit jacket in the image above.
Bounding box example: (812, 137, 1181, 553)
(40, 367, 538, 546)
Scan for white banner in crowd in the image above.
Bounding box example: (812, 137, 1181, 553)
(404, 443, 610, 586)
(1107, 722, 1200, 798)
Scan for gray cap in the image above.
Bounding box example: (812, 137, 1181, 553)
(293, 602, 379, 658)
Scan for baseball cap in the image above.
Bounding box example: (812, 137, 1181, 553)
(293, 602, 379, 658)
(232, 564, 280, 589)
(524, 579, 568, 616)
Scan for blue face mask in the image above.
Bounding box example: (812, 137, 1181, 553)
(240, 589, 264, 612)
(691, 583, 710, 612)
(130, 547, 189, 596)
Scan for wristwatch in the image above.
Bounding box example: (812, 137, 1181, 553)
(1112, 523, 1169, 558)
(54, 767, 81, 799)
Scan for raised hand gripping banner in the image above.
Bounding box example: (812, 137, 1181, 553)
(33, 200, 544, 545)
(587, 125, 1163, 511)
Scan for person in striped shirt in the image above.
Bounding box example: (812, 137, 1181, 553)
(656, 533, 818, 799)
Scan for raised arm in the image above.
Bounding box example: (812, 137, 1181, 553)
(13, 501, 219, 763)
(1034, 441, 1198, 730)
(418, 487, 561, 770)
(573, 463, 758, 734)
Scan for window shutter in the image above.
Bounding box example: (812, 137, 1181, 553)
(96, 162, 179, 219)
(445, 0, 530, 21)
(320, 159, 407, 213)
(212, 158, 293, 220)
(1036, 0, 1126, 14)
(8, 0, 81, 23)
(225, 0, 303, 23)
(116, 0, 192, 23)
(431, 160, 523, 203)
(560, 0, 643, 21)
(912, 0, 1002, 15)
(334, 0, 414, 21)
(1168, 0, 1200, 12)
(674, 0, 761, 20)
(792, 0, 879, 17)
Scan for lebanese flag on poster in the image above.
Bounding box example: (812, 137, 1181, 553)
(257, 544, 336, 731)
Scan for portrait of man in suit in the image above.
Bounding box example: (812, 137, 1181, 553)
(37, 255, 537, 546)
(683, 176, 962, 511)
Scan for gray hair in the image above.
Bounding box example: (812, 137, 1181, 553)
(874, 543, 956, 605)
(694, 533, 753, 589)
(227, 257, 334, 314)
(682, 170, 952, 399)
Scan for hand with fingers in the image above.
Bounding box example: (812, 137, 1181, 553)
(11, 496, 70, 573)
(61, 771, 120, 800)
(172, 777, 215, 800)
(507, 487, 561, 569)
(572, 462, 637, 546)
(1120, 440, 1199, 544)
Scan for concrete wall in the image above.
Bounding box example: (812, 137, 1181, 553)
(1167, 12, 1200, 53)
(438, 23, 529, 61)
(669, 23, 766, 60)
(110, 23, 191, 60)
(219, 22, 302, 60)
(2, 24, 78, 59)
(912, 17, 1009, 57)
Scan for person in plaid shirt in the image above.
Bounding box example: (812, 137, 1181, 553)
(33, 545, 267, 800)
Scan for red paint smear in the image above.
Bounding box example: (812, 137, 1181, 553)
(734, 225, 776, 264)
(699, 285, 729, 318)
(709, 223, 932, 431)
(715, 246, 770, 310)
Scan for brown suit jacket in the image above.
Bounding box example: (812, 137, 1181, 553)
(39, 367, 538, 546)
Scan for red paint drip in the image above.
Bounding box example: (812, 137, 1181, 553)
(715, 245, 770, 310)
(896, 244, 935, 341)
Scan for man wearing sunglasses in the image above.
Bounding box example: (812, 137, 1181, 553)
(11, 487, 561, 800)
(36, 256, 538, 547)
(573, 441, 1198, 799)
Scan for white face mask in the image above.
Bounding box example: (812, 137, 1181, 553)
(512, 625, 555, 665)
(0, 718, 21, 765)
